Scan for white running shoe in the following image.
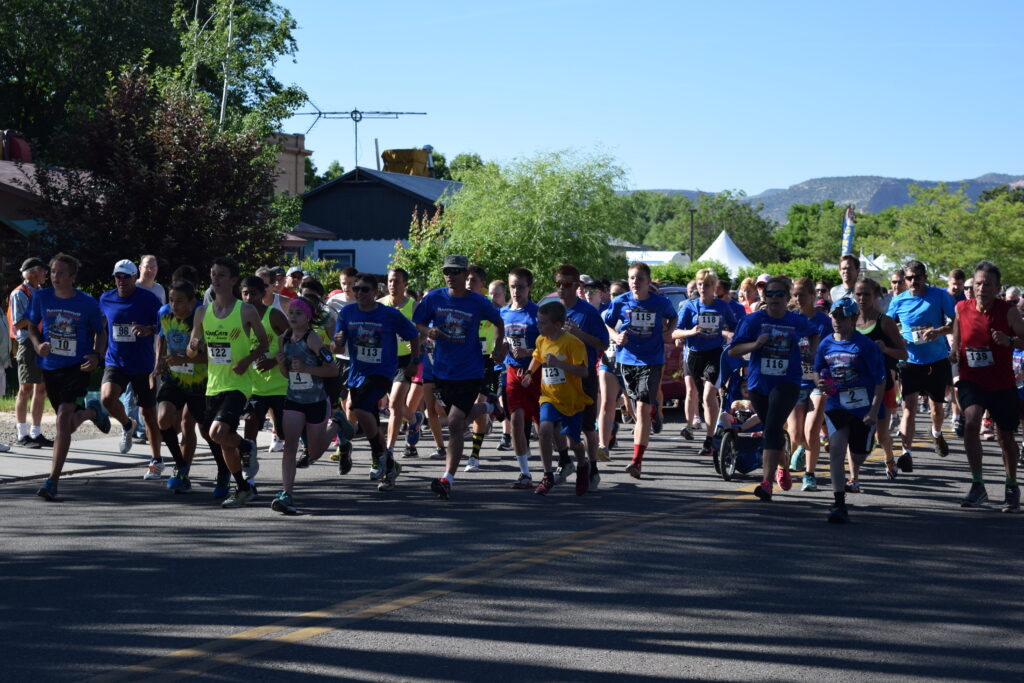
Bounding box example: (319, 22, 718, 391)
(142, 460, 165, 480)
(464, 456, 480, 472)
(269, 438, 285, 453)
(118, 419, 136, 454)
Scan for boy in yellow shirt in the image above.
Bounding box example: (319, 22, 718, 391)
(522, 301, 593, 495)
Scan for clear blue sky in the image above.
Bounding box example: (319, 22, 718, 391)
(274, 0, 1024, 195)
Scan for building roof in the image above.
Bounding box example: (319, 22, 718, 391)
(0, 160, 40, 200)
(304, 166, 461, 205)
(292, 221, 336, 240)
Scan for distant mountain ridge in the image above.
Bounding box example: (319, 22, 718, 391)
(632, 173, 1024, 223)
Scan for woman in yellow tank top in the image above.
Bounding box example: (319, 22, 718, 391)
(380, 267, 420, 457)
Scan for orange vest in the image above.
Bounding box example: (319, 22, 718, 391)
(6, 283, 33, 339)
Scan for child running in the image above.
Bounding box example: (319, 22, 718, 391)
(521, 301, 593, 495)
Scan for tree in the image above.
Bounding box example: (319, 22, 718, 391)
(448, 153, 484, 181)
(304, 157, 344, 191)
(25, 67, 285, 288)
(978, 184, 1024, 204)
(773, 199, 847, 262)
(391, 150, 632, 293)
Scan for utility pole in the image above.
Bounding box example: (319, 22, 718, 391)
(688, 207, 697, 262)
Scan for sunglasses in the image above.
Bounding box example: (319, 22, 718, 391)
(555, 280, 577, 288)
(905, 274, 924, 281)
(815, 288, 828, 293)
(764, 290, 788, 298)
(443, 268, 465, 276)
(113, 273, 133, 279)
(352, 285, 373, 293)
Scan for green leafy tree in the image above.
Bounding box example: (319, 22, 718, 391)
(392, 150, 631, 292)
(304, 158, 344, 191)
(774, 200, 848, 262)
(26, 67, 285, 288)
(978, 184, 1024, 204)
(736, 259, 839, 287)
(448, 153, 484, 181)
(649, 260, 732, 286)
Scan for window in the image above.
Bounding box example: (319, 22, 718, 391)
(318, 250, 355, 270)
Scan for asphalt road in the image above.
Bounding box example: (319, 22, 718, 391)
(2, 416, 1022, 682)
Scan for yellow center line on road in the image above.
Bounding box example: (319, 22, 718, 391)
(88, 432, 949, 682)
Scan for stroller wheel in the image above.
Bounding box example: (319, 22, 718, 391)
(720, 432, 737, 481)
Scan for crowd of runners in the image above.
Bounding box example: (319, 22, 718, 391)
(5, 250, 1023, 522)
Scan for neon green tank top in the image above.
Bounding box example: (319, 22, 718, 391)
(382, 294, 416, 356)
(204, 299, 252, 396)
(479, 296, 497, 355)
(248, 306, 287, 397)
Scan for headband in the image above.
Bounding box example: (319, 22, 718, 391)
(289, 298, 313, 320)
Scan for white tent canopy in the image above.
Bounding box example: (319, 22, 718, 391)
(696, 230, 754, 276)
(626, 250, 691, 267)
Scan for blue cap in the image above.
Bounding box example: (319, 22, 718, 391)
(830, 297, 858, 317)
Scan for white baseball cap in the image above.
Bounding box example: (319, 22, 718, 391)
(113, 259, 138, 276)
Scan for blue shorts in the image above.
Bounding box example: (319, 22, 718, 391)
(539, 402, 584, 444)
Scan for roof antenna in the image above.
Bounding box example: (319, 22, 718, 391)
(293, 104, 426, 174)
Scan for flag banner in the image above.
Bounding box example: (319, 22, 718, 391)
(840, 206, 856, 256)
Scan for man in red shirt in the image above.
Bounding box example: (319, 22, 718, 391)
(950, 260, 1024, 512)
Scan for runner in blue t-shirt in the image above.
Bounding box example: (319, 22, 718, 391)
(673, 269, 736, 457)
(98, 259, 163, 457)
(412, 254, 505, 500)
(729, 275, 818, 502)
(814, 297, 886, 524)
(500, 267, 541, 489)
(886, 260, 957, 468)
(27, 254, 111, 501)
(602, 262, 677, 479)
(334, 272, 419, 489)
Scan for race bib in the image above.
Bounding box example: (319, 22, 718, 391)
(507, 335, 525, 350)
(113, 323, 135, 343)
(839, 386, 870, 410)
(51, 337, 77, 357)
(208, 342, 231, 365)
(604, 341, 617, 362)
(631, 310, 655, 334)
(760, 357, 789, 376)
(966, 347, 993, 368)
(910, 326, 929, 344)
(801, 362, 816, 381)
(290, 371, 313, 390)
(356, 345, 382, 364)
(542, 365, 566, 385)
(169, 363, 194, 375)
(697, 312, 719, 334)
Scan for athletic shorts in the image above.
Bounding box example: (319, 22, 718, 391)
(686, 348, 723, 384)
(539, 401, 584, 444)
(434, 378, 482, 416)
(334, 357, 350, 400)
(15, 341, 43, 384)
(479, 356, 499, 396)
(157, 382, 207, 423)
(955, 380, 1020, 432)
(883, 385, 898, 412)
(284, 398, 329, 425)
(506, 366, 541, 423)
(899, 358, 952, 403)
(749, 382, 801, 451)
(205, 390, 248, 430)
(825, 409, 877, 455)
(620, 364, 662, 405)
(42, 365, 89, 410)
(243, 394, 285, 430)
(795, 384, 824, 408)
(392, 354, 415, 383)
(349, 375, 392, 417)
(580, 372, 598, 433)
(102, 366, 156, 409)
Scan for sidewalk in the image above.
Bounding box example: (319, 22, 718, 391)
(0, 431, 276, 484)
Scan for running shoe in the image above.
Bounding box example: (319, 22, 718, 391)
(132, 434, 148, 445)
(896, 451, 914, 473)
(430, 477, 452, 500)
(118, 419, 136, 454)
(496, 433, 512, 451)
(556, 459, 575, 483)
(953, 417, 964, 439)
(652, 413, 663, 434)
(17, 434, 40, 449)
(337, 442, 353, 475)
(241, 441, 260, 479)
(406, 411, 423, 446)
(33, 434, 55, 448)
(625, 460, 642, 479)
(429, 446, 447, 460)
(378, 471, 396, 492)
(534, 473, 556, 495)
(330, 450, 340, 462)
(271, 491, 297, 514)
(464, 456, 480, 473)
(776, 467, 793, 491)
(934, 433, 949, 458)
(0, 443, 9, 453)
(845, 480, 861, 494)
(575, 461, 591, 496)
(177, 475, 192, 493)
(36, 477, 58, 501)
(269, 438, 285, 453)
(589, 466, 601, 490)
(369, 454, 381, 481)
(167, 470, 189, 493)
(1002, 486, 1021, 513)
(608, 436, 617, 450)
(680, 426, 694, 440)
(221, 486, 256, 508)
(789, 445, 806, 472)
(827, 504, 850, 524)
(295, 454, 310, 469)
(403, 444, 418, 458)
(510, 474, 533, 489)
(753, 482, 773, 501)
(596, 446, 610, 462)
(212, 474, 231, 499)
(960, 482, 989, 508)
(885, 462, 898, 480)
(142, 459, 165, 480)
(801, 473, 818, 492)
(87, 398, 111, 434)
(699, 438, 714, 457)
